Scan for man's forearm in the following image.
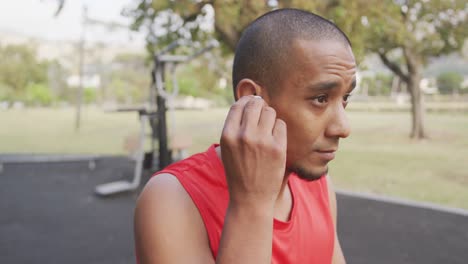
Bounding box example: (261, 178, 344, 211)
(216, 203, 274, 264)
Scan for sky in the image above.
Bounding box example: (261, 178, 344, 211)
(0, 0, 145, 45)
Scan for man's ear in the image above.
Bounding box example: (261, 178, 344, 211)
(235, 79, 264, 100)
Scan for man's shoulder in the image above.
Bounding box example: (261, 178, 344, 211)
(137, 173, 192, 214)
(134, 173, 213, 263)
(136, 143, 226, 234)
(135, 173, 203, 240)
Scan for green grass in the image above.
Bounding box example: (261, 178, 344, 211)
(0, 107, 141, 154)
(0, 107, 467, 209)
(332, 111, 468, 210)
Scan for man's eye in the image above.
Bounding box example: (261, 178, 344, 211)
(312, 95, 328, 104)
(344, 94, 352, 102)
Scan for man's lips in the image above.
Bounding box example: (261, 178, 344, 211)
(315, 149, 336, 161)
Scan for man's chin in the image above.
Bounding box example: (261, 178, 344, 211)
(287, 165, 328, 182)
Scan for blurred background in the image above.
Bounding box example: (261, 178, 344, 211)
(0, 1, 467, 263)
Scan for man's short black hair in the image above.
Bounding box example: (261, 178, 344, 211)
(232, 8, 351, 98)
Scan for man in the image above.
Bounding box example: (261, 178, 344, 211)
(135, 8, 355, 264)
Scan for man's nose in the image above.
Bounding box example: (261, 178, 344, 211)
(325, 103, 351, 139)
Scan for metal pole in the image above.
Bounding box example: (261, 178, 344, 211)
(150, 40, 216, 168)
(75, 5, 87, 131)
(149, 69, 157, 155)
(155, 60, 171, 169)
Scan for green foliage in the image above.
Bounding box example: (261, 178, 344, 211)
(0, 44, 49, 97)
(437, 72, 464, 95)
(84, 88, 97, 104)
(168, 61, 225, 99)
(305, 0, 468, 69)
(47, 60, 70, 102)
(125, 0, 271, 53)
(177, 75, 201, 97)
(126, 1, 468, 74)
(124, 1, 468, 138)
(24, 83, 55, 106)
(108, 78, 131, 104)
(113, 53, 151, 66)
(104, 53, 151, 104)
(360, 74, 393, 96)
(0, 83, 14, 101)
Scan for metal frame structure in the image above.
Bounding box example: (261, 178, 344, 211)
(153, 39, 218, 169)
(94, 40, 217, 196)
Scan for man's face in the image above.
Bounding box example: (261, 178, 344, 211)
(266, 39, 356, 181)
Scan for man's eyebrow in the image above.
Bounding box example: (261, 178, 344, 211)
(308, 78, 357, 92)
(308, 81, 340, 91)
(348, 78, 357, 93)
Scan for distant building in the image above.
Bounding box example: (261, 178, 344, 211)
(462, 76, 468, 90)
(420, 78, 438, 94)
(66, 74, 101, 89)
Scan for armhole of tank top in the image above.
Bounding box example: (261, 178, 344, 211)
(153, 169, 218, 258)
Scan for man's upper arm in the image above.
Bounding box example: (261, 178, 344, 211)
(326, 175, 347, 264)
(134, 173, 214, 264)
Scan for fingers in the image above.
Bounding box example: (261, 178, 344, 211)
(223, 95, 256, 133)
(240, 96, 264, 130)
(258, 106, 277, 135)
(223, 95, 285, 144)
(272, 119, 287, 147)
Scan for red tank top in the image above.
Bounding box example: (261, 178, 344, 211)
(154, 144, 335, 263)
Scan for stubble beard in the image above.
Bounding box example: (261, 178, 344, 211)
(287, 164, 328, 182)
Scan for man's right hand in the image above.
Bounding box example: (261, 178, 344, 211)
(136, 95, 289, 264)
(220, 95, 287, 209)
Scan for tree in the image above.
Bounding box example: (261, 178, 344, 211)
(51, 0, 467, 138)
(24, 83, 55, 106)
(360, 74, 393, 96)
(124, 1, 468, 139)
(123, 1, 340, 54)
(437, 72, 463, 95)
(333, 0, 468, 139)
(103, 53, 151, 104)
(0, 44, 49, 100)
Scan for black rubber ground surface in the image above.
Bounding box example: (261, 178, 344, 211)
(1, 157, 467, 264)
(337, 194, 468, 264)
(0, 158, 142, 264)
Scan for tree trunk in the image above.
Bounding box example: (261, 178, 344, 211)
(407, 73, 427, 139)
(402, 46, 427, 140)
(391, 75, 399, 98)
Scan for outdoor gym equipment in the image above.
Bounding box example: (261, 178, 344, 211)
(94, 39, 217, 196)
(152, 39, 218, 169)
(94, 108, 151, 196)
